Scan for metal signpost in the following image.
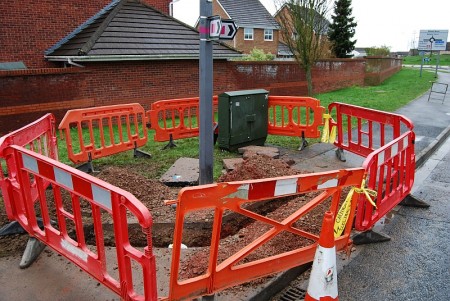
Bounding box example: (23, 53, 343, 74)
(418, 30, 449, 78)
(198, 1, 237, 185)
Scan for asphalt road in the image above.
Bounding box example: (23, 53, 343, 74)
(337, 135, 450, 300)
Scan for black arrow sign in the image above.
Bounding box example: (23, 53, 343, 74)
(220, 19, 238, 40)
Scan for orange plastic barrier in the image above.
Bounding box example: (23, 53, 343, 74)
(147, 96, 219, 144)
(165, 168, 365, 301)
(268, 96, 325, 139)
(58, 103, 148, 164)
(356, 131, 415, 231)
(328, 102, 413, 157)
(0, 113, 58, 220)
(1, 145, 157, 301)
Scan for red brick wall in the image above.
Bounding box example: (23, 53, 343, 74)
(0, 1, 111, 68)
(0, 58, 378, 135)
(230, 59, 366, 95)
(364, 57, 403, 86)
(0, 0, 172, 69)
(0, 60, 236, 134)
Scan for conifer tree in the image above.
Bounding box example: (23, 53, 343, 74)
(328, 0, 357, 58)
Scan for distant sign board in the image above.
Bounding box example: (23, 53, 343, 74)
(418, 30, 448, 51)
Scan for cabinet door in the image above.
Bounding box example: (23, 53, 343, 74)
(229, 95, 253, 145)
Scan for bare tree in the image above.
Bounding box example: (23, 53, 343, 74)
(276, 0, 331, 96)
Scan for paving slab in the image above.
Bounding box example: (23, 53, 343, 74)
(160, 157, 199, 186)
(223, 158, 244, 171)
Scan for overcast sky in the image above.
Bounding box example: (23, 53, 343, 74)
(173, 0, 450, 52)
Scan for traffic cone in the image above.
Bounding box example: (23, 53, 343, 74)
(305, 211, 339, 301)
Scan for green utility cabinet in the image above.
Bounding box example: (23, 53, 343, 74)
(218, 89, 269, 151)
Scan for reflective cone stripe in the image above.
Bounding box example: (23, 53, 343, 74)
(305, 211, 338, 301)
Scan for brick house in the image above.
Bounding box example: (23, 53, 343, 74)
(213, 0, 279, 55)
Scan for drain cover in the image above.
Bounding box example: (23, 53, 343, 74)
(279, 287, 306, 301)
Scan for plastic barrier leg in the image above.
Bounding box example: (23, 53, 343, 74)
(133, 142, 152, 158)
(352, 230, 391, 245)
(163, 134, 177, 149)
(305, 211, 338, 301)
(298, 132, 309, 151)
(0, 221, 27, 235)
(19, 237, 46, 269)
(335, 148, 346, 162)
(400, 194, 430, 208)
(76, 153, 95, 173)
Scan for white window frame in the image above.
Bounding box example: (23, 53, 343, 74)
(244, 28, 254, 40)
(264, 29, 273, 41)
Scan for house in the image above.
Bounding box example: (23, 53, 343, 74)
(213, 0, 279, 55)
(45, 0, 241, 64)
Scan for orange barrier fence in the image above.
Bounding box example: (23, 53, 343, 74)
(147, 96, 219, 145)
(1, 145, 157, 301)
(58, 103, 148, 165)
(0, 113, 58, 220)
(356, 131, 415, 231)
(268, 96, 325, 141)
(328, 102, 413, 157)
(165, 168, 366, 301)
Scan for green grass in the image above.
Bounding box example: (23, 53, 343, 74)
(57, 67, 436, 180)
(402, 54, 450, 66)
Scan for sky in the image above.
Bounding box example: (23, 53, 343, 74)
(173, 0, 450, 52)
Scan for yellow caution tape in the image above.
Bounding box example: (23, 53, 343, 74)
(334, 179, 378, 237)
(321, 114, 336, 144)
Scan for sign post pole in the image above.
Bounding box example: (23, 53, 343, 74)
(199, 0, 214, 185)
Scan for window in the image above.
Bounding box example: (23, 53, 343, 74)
(264, 29, 273, 41)
(244, 28, 254, 40)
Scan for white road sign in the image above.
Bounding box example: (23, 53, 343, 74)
(220, 19, 238, 40)
(418, 30, 449, 51)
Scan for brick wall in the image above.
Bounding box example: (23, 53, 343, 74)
(0, 1, 111, 69)
(0, 0, 171, 69)
(230, 59, 366, 95)
(364, 56, 403, 86)
(0, 58, 382, 135)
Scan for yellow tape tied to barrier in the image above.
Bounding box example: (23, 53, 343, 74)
(334, 179, 377, 237)
(321, 113, 336, 144)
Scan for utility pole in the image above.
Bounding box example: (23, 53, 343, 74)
(198, 0, 214, 184)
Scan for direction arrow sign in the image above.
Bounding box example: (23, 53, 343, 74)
(220, 19, 238, 40)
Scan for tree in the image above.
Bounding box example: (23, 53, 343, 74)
(328, 0, 357, 58)
(276, 0, 331, 96)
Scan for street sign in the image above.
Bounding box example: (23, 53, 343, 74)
(207, 15, 221, 40)
(418, 30, 449, 51)
(220, 19, 238, 40)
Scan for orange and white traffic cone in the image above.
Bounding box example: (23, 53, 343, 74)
(305, 211, 338, 301)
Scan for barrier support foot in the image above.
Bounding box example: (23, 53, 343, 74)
(336, 148, 346, 162)
(352, 230, 391, 245)
(133, 143, 152, 159)
(0, 221, 26, 236)
(163, 134, 177, 150)
(400, 194, 430, 208)
(202, 294, 215, 301)
(19, 237, 46, 269)
(76, 153, 95, 173)
(298, 132, 308, 151)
